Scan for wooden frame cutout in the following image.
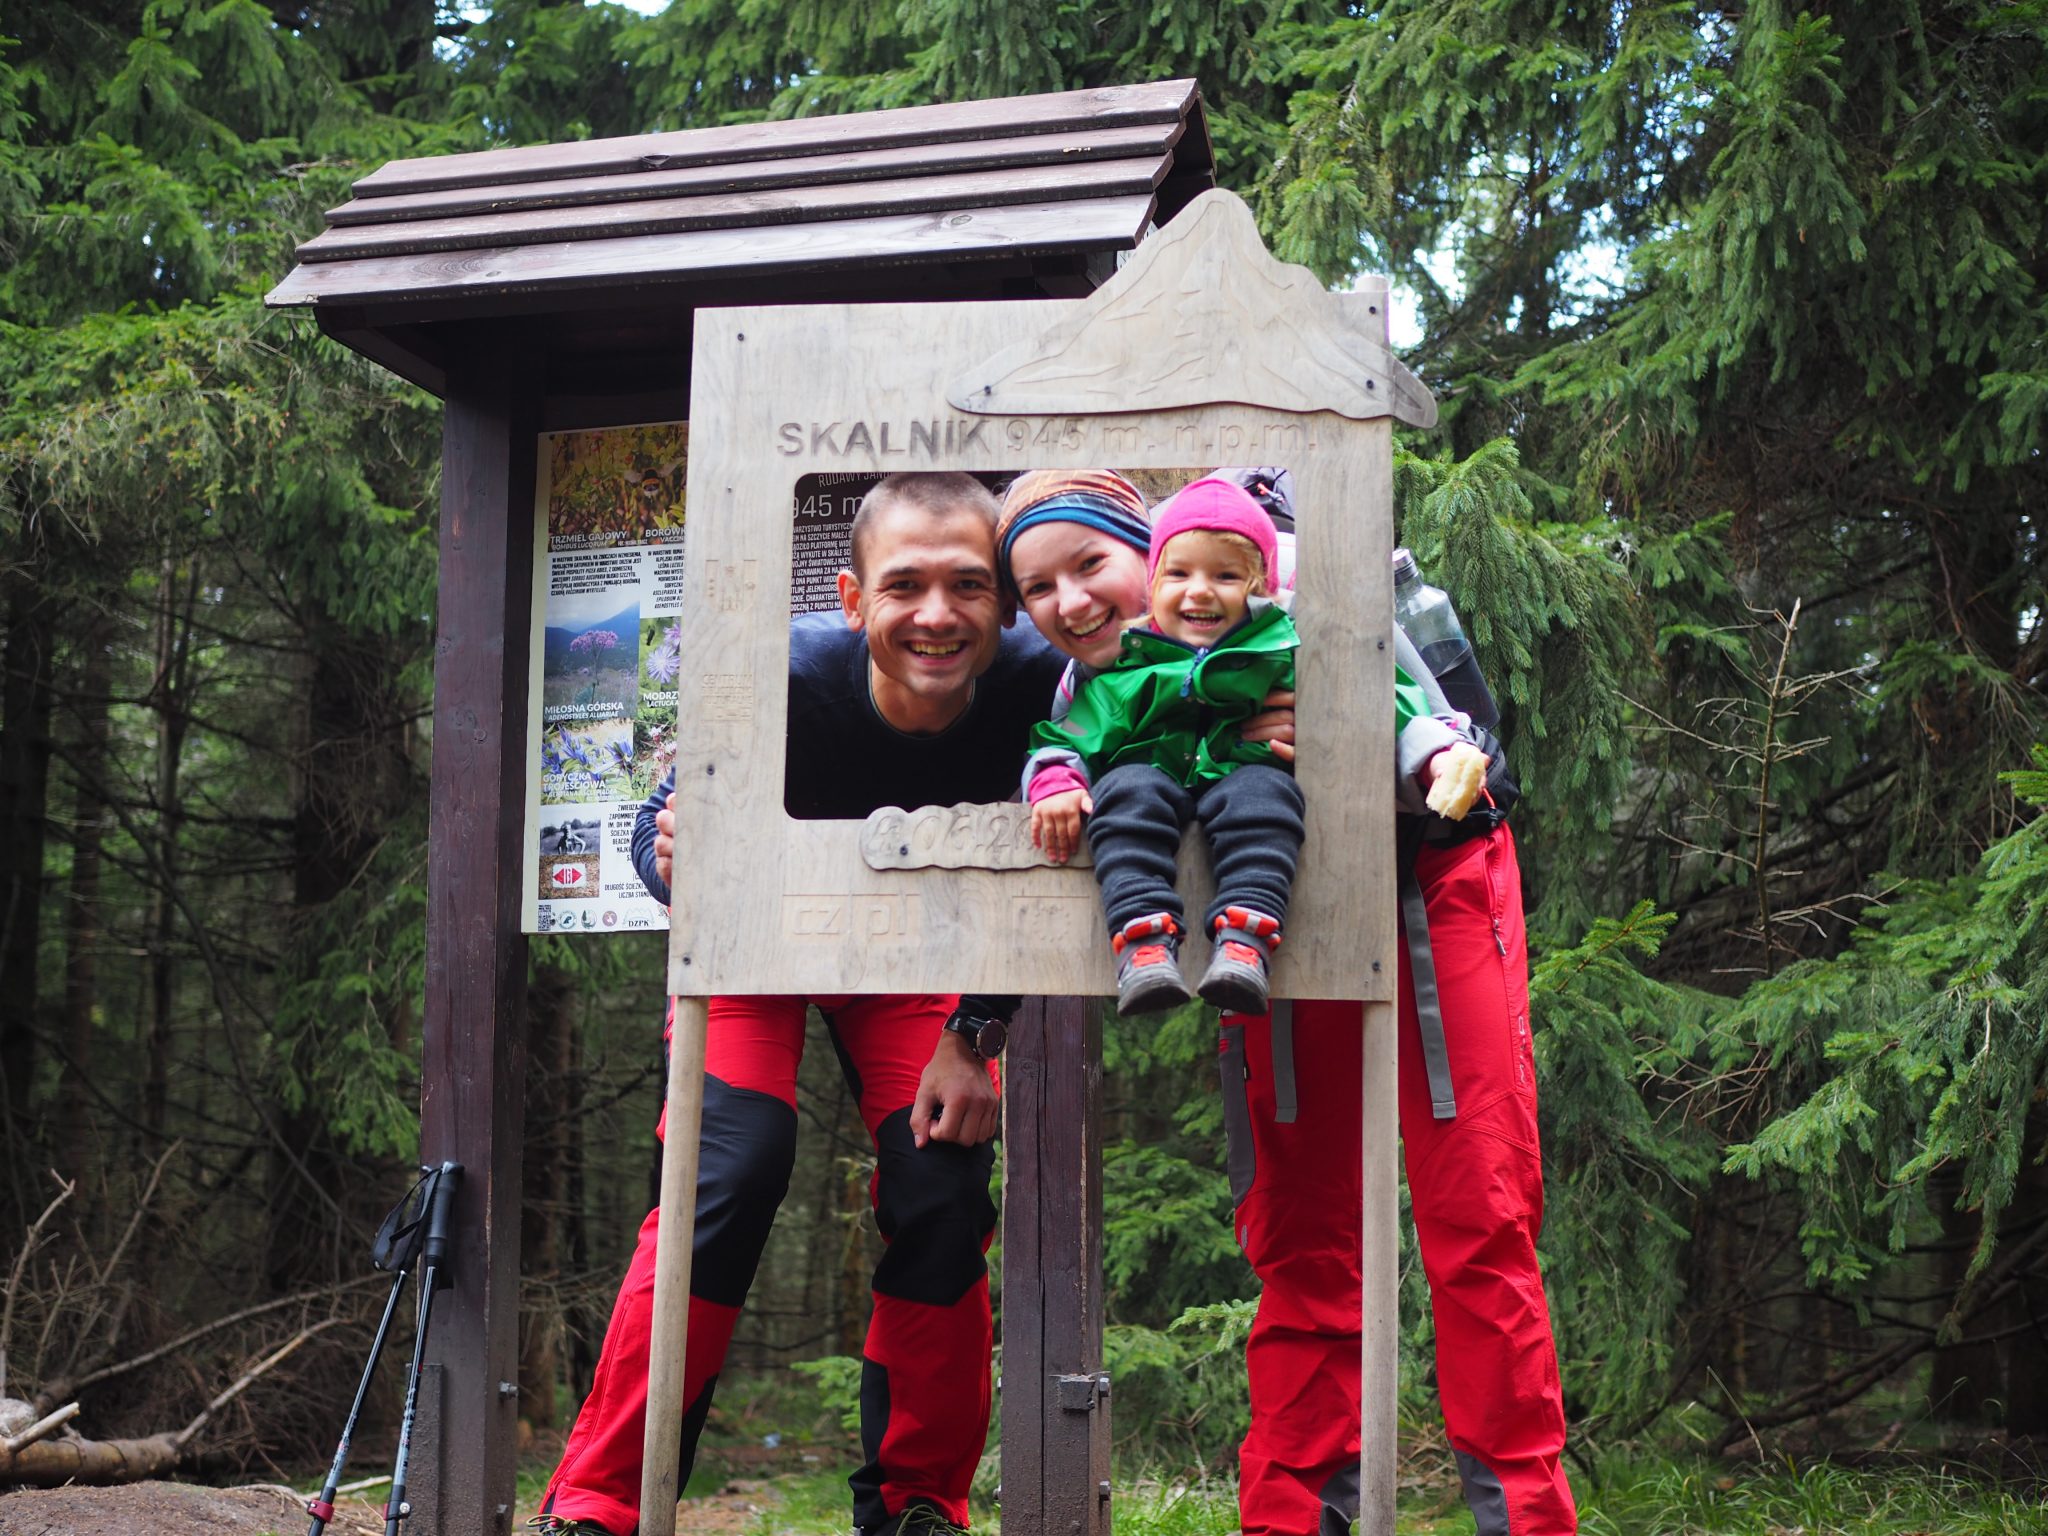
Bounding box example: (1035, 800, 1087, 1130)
(665, 191, 1429, 1003)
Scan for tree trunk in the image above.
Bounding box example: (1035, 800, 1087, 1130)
(519, 957, 575, 1428)
(0, 569, 57, 1218)
(141, 558, 193, 1146)
(263, 615, 418, 1292)
(54, 624, 113, 1186)
(0, 1429, 183, 1486)
(1929, 1167, 2002, 1424)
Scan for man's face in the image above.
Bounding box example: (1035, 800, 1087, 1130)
(838, 501, 1006, 732)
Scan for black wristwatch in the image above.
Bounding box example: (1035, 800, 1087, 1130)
(943, 1008, 1007, 1061)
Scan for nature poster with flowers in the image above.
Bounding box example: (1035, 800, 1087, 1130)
(520, 421, 690, 933)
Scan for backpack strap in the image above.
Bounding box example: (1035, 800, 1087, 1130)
(1399, 816, 1457, 1121)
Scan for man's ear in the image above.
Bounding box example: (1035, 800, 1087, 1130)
(837, 568, 864, 632)
(1000, 589, 1018, 629)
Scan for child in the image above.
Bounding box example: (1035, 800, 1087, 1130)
(1026, 476, 1487, 1016)
(1023, 478, 1303, 1015)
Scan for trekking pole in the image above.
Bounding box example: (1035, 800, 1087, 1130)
(383, 1160, 462, 1536)
(308, 1162, 446, 1536)
(306, 1261, 412, 1536)
(638, 996, 710, 1536)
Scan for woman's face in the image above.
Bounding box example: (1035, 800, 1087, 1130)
(1007, 521, 1151, 669)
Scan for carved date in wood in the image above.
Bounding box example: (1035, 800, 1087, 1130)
(861, 802, 1090, 870)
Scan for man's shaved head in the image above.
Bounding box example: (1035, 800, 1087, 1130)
(848, 473, 1001, 580)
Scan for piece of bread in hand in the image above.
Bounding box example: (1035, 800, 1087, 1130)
(1425, 741, 1489, 821)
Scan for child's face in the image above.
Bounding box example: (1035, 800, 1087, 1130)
(1150, 530, 1260, 647)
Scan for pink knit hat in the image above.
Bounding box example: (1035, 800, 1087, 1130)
(1148, 477, 1280, 588)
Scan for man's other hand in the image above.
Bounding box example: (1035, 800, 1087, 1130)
(910, 1030, 999, 1148)
(655, 791, 676, 889)
(1242, 688, 1296, 762)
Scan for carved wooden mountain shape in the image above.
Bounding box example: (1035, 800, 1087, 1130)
(948, 188, 1437, 427)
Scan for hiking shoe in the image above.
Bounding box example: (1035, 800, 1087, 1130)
(1198, 907, 1282, 1014)
(1112, 912, 1189, 1016)
(525, 1516, 618, 1536)
(868, 1501, 970, 1536)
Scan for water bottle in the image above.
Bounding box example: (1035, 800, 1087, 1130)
(1392, 548, 1500, 730)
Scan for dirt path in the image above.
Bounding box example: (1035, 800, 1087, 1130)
(0, 1474, 794, 1536)
(0, 1481, 385, 1536)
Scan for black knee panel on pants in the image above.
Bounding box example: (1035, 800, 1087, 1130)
(692, 1076, 799, 1306)
(870, 1108, 996, 1306)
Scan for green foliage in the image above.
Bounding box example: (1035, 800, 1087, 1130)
(1530, 903, 1719, 1422)
(7, 0, 2046, 1480)
(1723, 748, 2048, 1304)
(790, 1354, 864, 1432)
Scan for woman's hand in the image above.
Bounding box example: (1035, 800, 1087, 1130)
(1031, 789, 1093, 863)
(1241, 688, 1296, 763)
(1423, 741, 1490, 820)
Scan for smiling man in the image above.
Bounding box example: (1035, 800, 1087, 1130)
(783, 472, 1058, 818)
(535, 473, 1060, 1536)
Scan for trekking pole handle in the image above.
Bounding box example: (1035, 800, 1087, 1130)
(422, 1161, 461, 1275)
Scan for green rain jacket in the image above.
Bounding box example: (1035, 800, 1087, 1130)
(1026, 603, 1300, 788)
(1024, 601, 1438, 792)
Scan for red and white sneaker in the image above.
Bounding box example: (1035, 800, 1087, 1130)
(1198, 907, 1282, 1014)
(1112, 913, 1190, 1016)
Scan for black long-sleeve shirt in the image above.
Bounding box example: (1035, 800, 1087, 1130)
(633, 613, 1062, 1020)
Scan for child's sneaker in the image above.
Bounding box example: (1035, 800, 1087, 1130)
(1198, 907, 1282, 1014)
(1112, 913, 1190, 1016)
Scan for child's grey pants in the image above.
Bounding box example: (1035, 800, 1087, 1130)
(1085, 761, 1305, 935)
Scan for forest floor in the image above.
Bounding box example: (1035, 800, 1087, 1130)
(0, 1455, 2044, 1536)
(0, 1433, 2042, 1535)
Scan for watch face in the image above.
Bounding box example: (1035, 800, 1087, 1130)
(975, 1018, 1006, 1059)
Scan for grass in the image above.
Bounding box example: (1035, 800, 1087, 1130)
(503, 1446, 2045, 1534)
(500, 1365, 2044, 1533)
(1573, 1455, 2048, 1536)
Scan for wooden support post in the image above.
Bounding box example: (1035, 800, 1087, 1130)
(1000, 995, 1110, 1536)
(640, 996, 710, 1536)
(1361, 998, 1399, 1536)
(417, 353, 539, 1536)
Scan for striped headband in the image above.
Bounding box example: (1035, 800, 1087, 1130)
(996, 470, 1151, 591)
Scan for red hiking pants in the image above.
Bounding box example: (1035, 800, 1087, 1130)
(1223, 826, 1575, 1535)
(541, 994, 997, 1535)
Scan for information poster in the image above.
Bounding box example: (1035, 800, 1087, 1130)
(522, 422, 689, 934)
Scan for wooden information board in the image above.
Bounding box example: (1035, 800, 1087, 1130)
(644, 189, 1436, 1536)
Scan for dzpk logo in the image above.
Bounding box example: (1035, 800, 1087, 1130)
(550, 865, 587, 889)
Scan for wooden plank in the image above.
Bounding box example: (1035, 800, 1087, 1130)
(948, 189, 1440, 429)
(264, 196, 1155, 308)
(1038, 996, 1108, 1536)
(349, 80, 1196, 198)
(998, 996, 1108, 1535)
(640, 997, 710, 1536)
(324, 123, 1181, 228)
(301, 254, 1057, 336)
(998, 998, 1049, 1534)
(297, 157, 1166, 264)
(416, 348, 539, 1536)
(1361, 999, 1399, 1536)
(664, 284, 1395, 1001)
(311, 312, 448, 397)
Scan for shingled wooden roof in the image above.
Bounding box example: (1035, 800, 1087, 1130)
(266, 80, 1210, 313)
